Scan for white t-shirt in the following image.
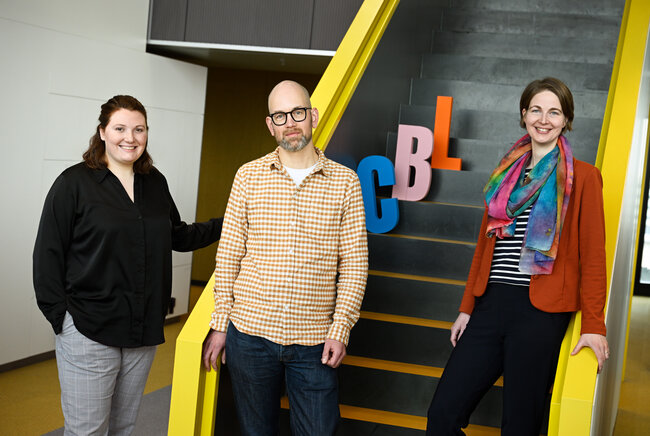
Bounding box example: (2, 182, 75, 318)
(285, 164, 317, 186)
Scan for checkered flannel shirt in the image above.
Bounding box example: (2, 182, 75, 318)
(209, 147, 368, 346)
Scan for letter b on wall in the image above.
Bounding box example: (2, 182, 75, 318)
(392, 124, 433, 201)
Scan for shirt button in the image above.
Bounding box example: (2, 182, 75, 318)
(288, 248, 294, 254)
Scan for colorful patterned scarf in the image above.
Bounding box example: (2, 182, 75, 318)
(484, 134, 574, 274)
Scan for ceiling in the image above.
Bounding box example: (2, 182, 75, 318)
(147, 41, 334, 74)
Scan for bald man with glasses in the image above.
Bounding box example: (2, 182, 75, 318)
(202, 80, 368, 436)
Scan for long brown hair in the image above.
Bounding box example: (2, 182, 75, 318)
(83, 95, 153, 173)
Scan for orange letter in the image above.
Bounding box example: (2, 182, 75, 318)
(431, 96, 461, 171)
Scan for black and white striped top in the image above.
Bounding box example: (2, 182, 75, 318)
(488, 170, 534, 287)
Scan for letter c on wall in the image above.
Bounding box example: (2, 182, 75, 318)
(357, 156, 399, 234)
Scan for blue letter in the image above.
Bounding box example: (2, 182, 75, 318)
(357, 155, 399, 233)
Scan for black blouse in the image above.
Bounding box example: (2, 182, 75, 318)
(33, 163, 222, 347)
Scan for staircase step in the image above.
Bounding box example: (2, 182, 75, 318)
(386, 130, 597, 171)
(363, 272, 465, 321)
(386, 132, 503, 172)
(441, 8, 621, 40)
(431, 30, 618, 64)
(385, 130, 498, 171)
(338, 365, 504, 427)
(337, 411, 428, 435)
(344, 355, 504, 387)
(388, 200, 484, 241)
(398, 105, 602, 163)
(368, 233, 475, 279)
(420, 54, 613, 91)
(347, 317, 452, 367)
(449, 0, 624, 17)
(424, 168, 487, 205)
(281, 399, 501, 434)
(410, 79, 608, 119)
(361, 311, 453, 330)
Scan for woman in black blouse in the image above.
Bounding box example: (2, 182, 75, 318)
(33, 95, 222, 435)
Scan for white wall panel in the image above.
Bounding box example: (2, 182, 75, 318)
(0, 0, 149, 51)
(44, 95, 100, 161)
(171, 264, 193, 316)
(0, 2, 207, 365)
(46, 33, 207, 115)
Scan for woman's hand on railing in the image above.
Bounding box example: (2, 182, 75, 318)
(571, 333, 609, 373)
(202, 329, 227, 371)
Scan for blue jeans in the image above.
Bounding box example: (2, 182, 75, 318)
(225, 323, 340, 436)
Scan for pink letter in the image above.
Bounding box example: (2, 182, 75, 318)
(391, 124, 433, 201)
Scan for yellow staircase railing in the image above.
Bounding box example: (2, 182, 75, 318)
(548, 0, 650, 434)
(167, 1, 400, 434)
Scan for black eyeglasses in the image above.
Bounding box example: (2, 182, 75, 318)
(268, 107, 311, 126)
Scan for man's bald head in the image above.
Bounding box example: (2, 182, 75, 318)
(268, 80, 311, 113)
(265, 80, 319, 153)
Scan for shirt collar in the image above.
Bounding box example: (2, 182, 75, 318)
(90, 166, 112, 183)
(268, 146, 330, 177)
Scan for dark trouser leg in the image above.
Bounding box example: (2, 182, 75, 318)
(426, 287, 505, 436)
(225, 323, 284, 436)
(284, 343, 340, 436)
(501, 293, 571, 436)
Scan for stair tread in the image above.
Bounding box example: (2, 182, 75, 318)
(447, 0, 623, 16)
(343, 355, 505, 387)
(410, 78, 607, 119)
(368, 233, 475, 279)
(369, 269, 466, 286)
(280, 397, 501, 434)
(431, 30, 618, 64)
(361, 310, 453, 330)
(420, 53, 613, 91)
(441, 8, 621, 39)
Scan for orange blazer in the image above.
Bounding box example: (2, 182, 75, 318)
(459, 159, 607, 335)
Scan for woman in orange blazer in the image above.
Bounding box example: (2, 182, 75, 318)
(426, 78, 609, 436)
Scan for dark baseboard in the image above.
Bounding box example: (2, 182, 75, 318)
(2, 318, 183, 373)
(165, 315, 183, 325)
(0, 350, 56, 373)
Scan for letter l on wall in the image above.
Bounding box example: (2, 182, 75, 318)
(431, 96, 461, 170)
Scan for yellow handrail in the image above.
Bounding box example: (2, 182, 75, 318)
(167, 1, 399, 434)
(168, 277, 219, 436)
(548, 0, 650, 434)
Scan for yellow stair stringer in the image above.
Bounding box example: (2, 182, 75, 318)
(548, 0, 650, 434)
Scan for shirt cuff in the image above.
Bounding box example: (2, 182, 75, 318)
(326, 322, 352, 346)
(209, 312, 229, 332)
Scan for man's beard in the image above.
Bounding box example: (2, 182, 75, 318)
(278, 133, 310, 152)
